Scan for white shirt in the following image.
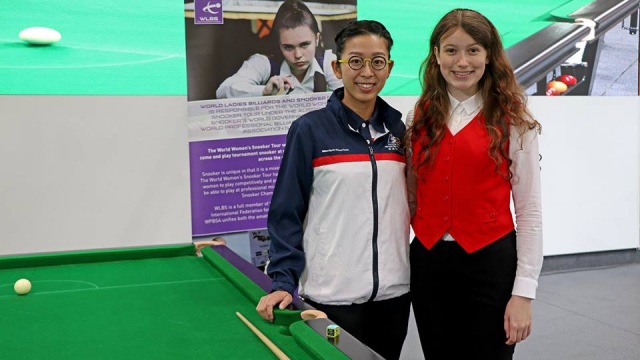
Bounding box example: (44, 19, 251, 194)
(406, 92, 543, 299)
(215, 50, 342, 99)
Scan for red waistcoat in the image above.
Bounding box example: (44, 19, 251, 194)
(411, 114, 514, 253)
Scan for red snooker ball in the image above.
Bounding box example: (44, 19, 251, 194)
(557, 74, 578, 87)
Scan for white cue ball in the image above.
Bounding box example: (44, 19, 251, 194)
(14, 278, 32, 295)
(19, 27, 61, 46)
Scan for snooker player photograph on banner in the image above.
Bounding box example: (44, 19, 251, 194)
(185, 0, 357, 237)
(0, 1, 186, 95)
(184, 0, 356, 101)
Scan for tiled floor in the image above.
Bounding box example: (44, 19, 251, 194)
(590, 18, 638, 96)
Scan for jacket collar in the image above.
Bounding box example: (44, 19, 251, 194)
(327, 88, 405, 139)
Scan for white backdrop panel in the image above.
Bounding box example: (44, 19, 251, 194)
(0, 96, 192, 255)
(530, 96, 639, 255)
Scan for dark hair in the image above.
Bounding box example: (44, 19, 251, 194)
(272, 0, 320, 34)
(407, 8, 540, 176)
(266, 0, 322, 62)
(334, 20, 393, 60)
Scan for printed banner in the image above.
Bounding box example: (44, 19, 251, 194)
(185, 0, 356, 237)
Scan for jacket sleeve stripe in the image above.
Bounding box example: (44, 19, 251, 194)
(313, 153, 406, 168)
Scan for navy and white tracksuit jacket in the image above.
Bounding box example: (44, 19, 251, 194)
(267, 88, 410, 305)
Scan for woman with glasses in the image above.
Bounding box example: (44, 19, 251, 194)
(256, 20, 411, 360)
(406, 9, 543, 360)
(215, 0, 343, 99)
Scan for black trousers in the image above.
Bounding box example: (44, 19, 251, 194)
(306, 292, 411, 360)
(410, 231, 517, 360)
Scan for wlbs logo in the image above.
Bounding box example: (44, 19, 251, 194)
(203, 1, 221, 14)
(194, 0, 223, 25)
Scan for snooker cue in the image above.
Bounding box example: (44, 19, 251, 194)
(235, 312, 291, 360)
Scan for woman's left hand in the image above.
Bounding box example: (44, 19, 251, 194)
(504, 295, 532, 345)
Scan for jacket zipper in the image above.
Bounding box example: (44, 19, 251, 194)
(366, 141, 379, 302)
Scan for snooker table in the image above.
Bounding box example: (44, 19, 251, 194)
(357, 0, 640, 95)
(0, 1, 187, 95)
(0, 243, 383, 359)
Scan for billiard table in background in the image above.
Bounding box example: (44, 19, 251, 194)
(0, 244, 384, 359)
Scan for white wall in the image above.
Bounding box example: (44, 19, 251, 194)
(531, 96, 640, 255)
(385, 95, 640, 256)
(0, 96, 192, 255)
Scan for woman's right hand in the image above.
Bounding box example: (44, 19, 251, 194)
(256, 290, 293, 322)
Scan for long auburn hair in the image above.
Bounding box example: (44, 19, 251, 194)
(405, 8, 541, 177)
